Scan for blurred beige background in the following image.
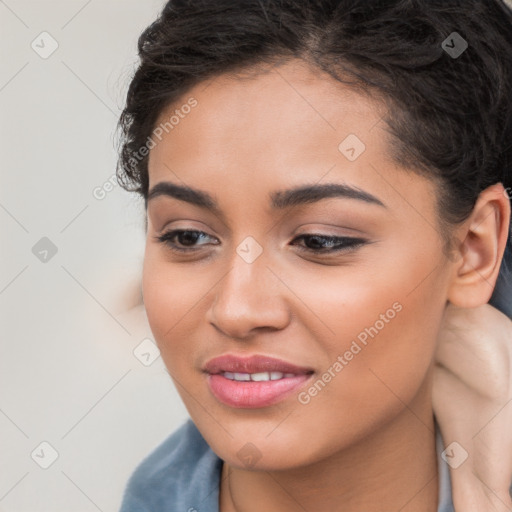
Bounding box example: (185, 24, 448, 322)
(1, 1, 511, 511)
(0, 2, 188, 512)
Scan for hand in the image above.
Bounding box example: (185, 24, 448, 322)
(433, 303, 512, 511)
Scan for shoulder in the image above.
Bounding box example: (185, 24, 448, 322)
(119, 419, 222, 512)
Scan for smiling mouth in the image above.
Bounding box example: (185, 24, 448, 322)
(203, 354, 315, 408)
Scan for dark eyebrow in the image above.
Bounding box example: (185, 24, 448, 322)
(147, 181, 219, 211)
(146, 181, 386, 212)
(270, 182, 385, 209)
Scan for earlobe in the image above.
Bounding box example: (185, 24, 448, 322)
(447, 183, 511, 308)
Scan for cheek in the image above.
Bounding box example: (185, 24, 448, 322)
(279, 250, 447, 443)
(319, 266, 445, 421)
(141, 249, 205, 369)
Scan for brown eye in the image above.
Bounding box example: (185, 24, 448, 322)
(155, 229, 218, 252)
(291, 234, 367, 253)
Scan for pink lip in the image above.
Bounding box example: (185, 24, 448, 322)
(204, 354, 313, 375)
(204, 354, 314, 409)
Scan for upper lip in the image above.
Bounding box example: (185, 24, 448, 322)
(204, 354, 314, 375)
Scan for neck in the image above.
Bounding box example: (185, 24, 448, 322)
(220, 384, 439, 512)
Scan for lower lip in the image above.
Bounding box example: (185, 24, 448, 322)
(207, 373, 312, 408)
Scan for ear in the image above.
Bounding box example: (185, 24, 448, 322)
(447, 183, 511, 308)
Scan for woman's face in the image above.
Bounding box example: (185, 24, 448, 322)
(143, 59, 453, 470)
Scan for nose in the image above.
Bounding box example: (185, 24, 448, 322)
(206, 247, 291, 340)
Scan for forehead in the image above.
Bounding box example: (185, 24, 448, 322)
(148, 59, 389, 178)
(146, 59, 437, 224)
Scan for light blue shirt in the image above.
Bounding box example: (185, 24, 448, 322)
(120, 419, 455, 511)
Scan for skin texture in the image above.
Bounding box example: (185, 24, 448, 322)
(434, 303, 512, 511)
(142, 59, 510, 511)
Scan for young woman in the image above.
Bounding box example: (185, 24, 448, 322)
(116, 1, 512, 510)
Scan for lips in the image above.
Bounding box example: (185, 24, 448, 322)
(204, 354, 314, 408)
(204, 354, 313, 375)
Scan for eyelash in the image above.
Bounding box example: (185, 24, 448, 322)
(154, 229, 367, 255)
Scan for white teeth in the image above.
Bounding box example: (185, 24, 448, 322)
(221, 371, 297, 381)
(234, 372, 251, 381)
(250, 372, 270, 381)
